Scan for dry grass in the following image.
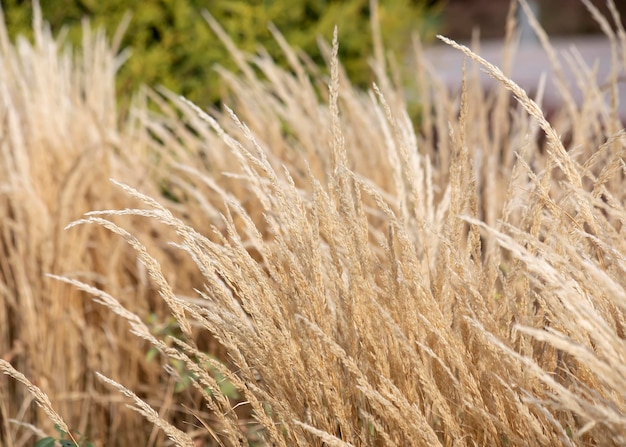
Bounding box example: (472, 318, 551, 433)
(2, 0, 626, 446)
(0, 3, 204, 445)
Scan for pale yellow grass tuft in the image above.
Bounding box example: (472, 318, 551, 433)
(2, 0, 626, 446)
(0, 2, 205, 445)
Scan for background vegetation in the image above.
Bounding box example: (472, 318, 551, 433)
(1, 0, 440, 108)
(1, 1, 626, 446)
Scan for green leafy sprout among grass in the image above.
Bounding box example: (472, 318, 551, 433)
(145, 314, 239, 397)
(34, 424, 94, 447)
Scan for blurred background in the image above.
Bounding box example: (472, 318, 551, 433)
(2, 0, 624, 109)
(428, 0, 626, 118)
(441, 0, 626, 40)
(3, 0, 440, 109)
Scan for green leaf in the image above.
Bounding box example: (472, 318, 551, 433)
(174, 378, 189, 393)
(35, 437, 56, 447)
(53, 424, 67, 437)
(60, 439, 77, 447)
(145, 347, 158, 362)
(218, 379, 239, 399)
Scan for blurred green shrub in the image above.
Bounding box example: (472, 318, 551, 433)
(2, 0, 440, 107)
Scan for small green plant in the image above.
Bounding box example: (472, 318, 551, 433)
(145, 314, 239, 398)
(35, 424, 93, 447)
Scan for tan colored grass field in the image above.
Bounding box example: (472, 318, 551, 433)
(1, 0, 626, 446)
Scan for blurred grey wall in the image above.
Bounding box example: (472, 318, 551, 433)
(439, 0, 626, 40)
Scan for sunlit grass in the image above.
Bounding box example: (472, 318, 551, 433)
(2, 1, 626, 446)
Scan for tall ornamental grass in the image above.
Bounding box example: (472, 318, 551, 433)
(2, 0, 626, 445)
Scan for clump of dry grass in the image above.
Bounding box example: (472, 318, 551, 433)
(2, 0, 626, 446)
(0, 3, 205, 446)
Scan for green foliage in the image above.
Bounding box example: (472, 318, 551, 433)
(2, 0, 441, 108)
(35, 424, 93, 447)
(145, 314, 240, 399)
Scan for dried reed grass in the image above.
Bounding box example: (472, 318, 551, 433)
(2, 0, 626, 446)
(0, 2, 205, 445)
